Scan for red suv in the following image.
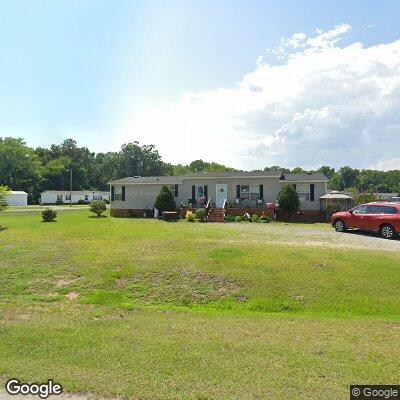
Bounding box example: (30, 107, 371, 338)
(331, 202, 400, 239)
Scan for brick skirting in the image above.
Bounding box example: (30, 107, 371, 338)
(110, 209, 154, 218)
(225, 208, 275, 217)
(276, 209, 325, 223)
(111, 207, 326, 223)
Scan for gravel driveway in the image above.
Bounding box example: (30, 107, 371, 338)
(224, 223, 400, 252)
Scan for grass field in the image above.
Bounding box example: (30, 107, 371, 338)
(0, 210, 399, 399)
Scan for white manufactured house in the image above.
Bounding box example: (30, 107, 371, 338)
(41, 190, 109, 205)
(6, 191, 28, 206)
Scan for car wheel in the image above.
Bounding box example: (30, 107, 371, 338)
(380, 224, 396, 239)
(334, 219, 346, 232)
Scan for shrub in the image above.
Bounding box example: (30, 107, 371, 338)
(277, 184, 299, 214)
(154, 185, 176, 213)
(251, 214, 261, 222)
(42, 208, 57, 222)
(234, 216, 242, 222)
(186, 210, 195, 222)
(55, 198, 64, 205)
(260, 214, 272, 223)
(326, 204, 343, 218)
(77, 199, 88, 205)
(90, 200, 107, 217)
(242, 213, 251, 222)
(195, 208, 207, 222)
(354, 191, 377, 206)
(224, 214, 235, 222)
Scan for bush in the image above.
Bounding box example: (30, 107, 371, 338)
(234, 216, 242, 222)
(354, 192, 377, 206)
(56, 198, 64, 205)
(90, 200, 107, 217)
(241, 213, 251, 222)
(224, 214, 236, 222)
(251, 214, 261, 222)
(277, 184, 299, 214)
(260, 214, 273, 223)
(154, 185, 176, 213)
(195, 208, 207, 222)
(326, 204, 344, 218)
(186, 210, 195, 222)
(77, 199, 88, 205)
(42, 208, 57, 222)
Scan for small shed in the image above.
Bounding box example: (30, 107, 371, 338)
(7, 191, 28, 206)
(319, 191, 353, 215)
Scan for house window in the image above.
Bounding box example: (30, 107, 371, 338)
(85, 195, 89, 201)
(92, 194, 101, 200)
(170, 185, 179, 197)
(296, 184, 310, 202)
(240, 185, 259, 201)
(114, 186, 122, 201)
(57, 195, 63, 202)
(65, 194, 71, 201)
(196, 185, 204, 198)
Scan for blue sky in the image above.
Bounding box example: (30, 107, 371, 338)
(1, 0, 400, 169)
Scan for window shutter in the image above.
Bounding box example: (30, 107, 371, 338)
(192, 186, 195, 202)
(293, 184, 297, 191)
(122, 186, 125, 201)
(259, 184, 264, 201)
(236, 185, 240, 199)
(204, 185, 208, 199)
(310, 184, 315, 202)
(174, 185, 178, 197)
(111, 186, 115, 201)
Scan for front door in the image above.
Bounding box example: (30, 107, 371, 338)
(216, 184, 227, 208)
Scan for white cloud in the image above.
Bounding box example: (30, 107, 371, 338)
(115, 24, 400, 170)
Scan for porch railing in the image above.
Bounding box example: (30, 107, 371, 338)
(205, 198, 211, 217)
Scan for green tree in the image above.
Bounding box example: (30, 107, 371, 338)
(291, 167, 307, 174)
(118, 142, 165, 178)
(264, 166, 291, 174)
(317, 165, 335, 180)
(339, 166, 359, 188)
(329, 172, 344, 191)
(0, 185, 10, 210)
(0, 137, 43, 203)
(154, 185, 176, 212)
(277, 184, 299, 214)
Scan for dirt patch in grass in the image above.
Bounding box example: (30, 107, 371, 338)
(56, 277, 81, 287)
(310, 263, 334, 270)
(65, 291, 79, 300)
(116, 269, 246, 306)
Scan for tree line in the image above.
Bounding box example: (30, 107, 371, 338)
(1, 136, 399, 204)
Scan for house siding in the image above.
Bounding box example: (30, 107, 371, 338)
(110, 177, 327, 214)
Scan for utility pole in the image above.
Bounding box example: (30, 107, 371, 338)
(68, 169, 72, 207)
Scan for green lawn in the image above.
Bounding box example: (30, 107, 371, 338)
(0, 210, 399, 399)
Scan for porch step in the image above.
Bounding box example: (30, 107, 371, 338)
(208, 208, 225, 223)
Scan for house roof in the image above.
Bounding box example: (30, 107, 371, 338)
(41, 190, 109, 195)
(279, 173, 329, 182)
(319, 191, 353, 199)
(109, 176, 184, 185)
(9, 191, 28, 195)
(109, 171, 327, 185)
